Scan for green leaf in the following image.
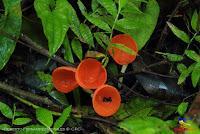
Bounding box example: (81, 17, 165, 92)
(91, 0, 100, 12)
(0, 124, 11, 131)
(36, 107, 53, 128)
(177, 63, 187, 73)
(178, 63, 196, 85)
(195, 35, 200, 43)
(96, 0, 117, 17)
(107, 63, 118, 76)
(115, 97, 157, 120)
(114, 0, 160, 50)
(15, 111, 28, 117)
(34, 0, 70, 56)
(116, 19, 137, 29)
(111, 43, 136, 55)
(119, 116, 173, 134)
(85, 14, 111, 32)
(36, 71, 53, 93)
(53, 106, 72, 129)
(0, 0, 22, 70)
(49, 90, 69, 106)
(0, 101, 13, 119)
(77, 0, 111, 32)
(77, 0, 87, 14)
(63, 36, 74, 63)
(191, 10, 199, 31)
(94, 32, 109, 49)
(13, 118, 32, 125)
(164, 53, 184, 62)
(119, 0, 128, 10)
(167, 22, 190, 43)
(16, 124, 49, 134)
(67, 3, 82, 39)
(79, 23, 94, 48)
(191, 62, 200, 87)
(177, 102, 188, 116)
(71, 39, 83, 61)
(185, 50, 200, 62)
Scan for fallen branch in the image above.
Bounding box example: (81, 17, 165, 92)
(0, 82, 119, 127)
(0, 30, 75, 67)
(20, 34, 76, 67)
(0, 82, 61, 110)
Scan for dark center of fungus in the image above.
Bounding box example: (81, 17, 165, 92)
(103, 97, 112, 102)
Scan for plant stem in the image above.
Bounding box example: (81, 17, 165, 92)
(109, 8, 121, 40)
(13, 95, 62, 116)
(0, 82, 61, 110)
(185, 32, 199, 52)
(118, 65, 128, 88)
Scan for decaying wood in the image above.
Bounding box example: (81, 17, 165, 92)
(187, 91, 200, 125)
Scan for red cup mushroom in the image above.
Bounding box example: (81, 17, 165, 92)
(52, 67, 78, 93)
(92, 84, 121, 117)
(108, 34, 138, 65)
(75, 58, 107, 89)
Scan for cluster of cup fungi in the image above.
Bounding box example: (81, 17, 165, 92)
(52, 34, 138, 117)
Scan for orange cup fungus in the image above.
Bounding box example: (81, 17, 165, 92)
(52, 67, 79, 93)
(92, 84, 121, 117)
(108, 34, 138, 65)
(75, 58, 107, 89)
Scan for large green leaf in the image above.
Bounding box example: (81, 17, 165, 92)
(34, 0, 70, 56)
(53, 106, 72, 129)
(115, 0, 160, 50)
(85, 14, 111, 32)
(36, 107, 53, 128)
(0, 101, 13, 119)
(0, 0, 22, 70)
(77, 0, 111, 32)
(96, 0, 117, 17)
(119, 116, 173, 134)
(167, 22, 190, 43)
(119, 0, 128, 10)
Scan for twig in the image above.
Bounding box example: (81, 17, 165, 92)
(111, 77, 148, 98)
(156, 1, 187, 50)
(0, 30, 75, 67)
(20, 34, 75, 67)
(81, 116, 118, 127)
(0, 82, 62, 110)
(0, 82, 120, 127)
(142, 70, 178, 78)
(146, 60, 169, 68)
